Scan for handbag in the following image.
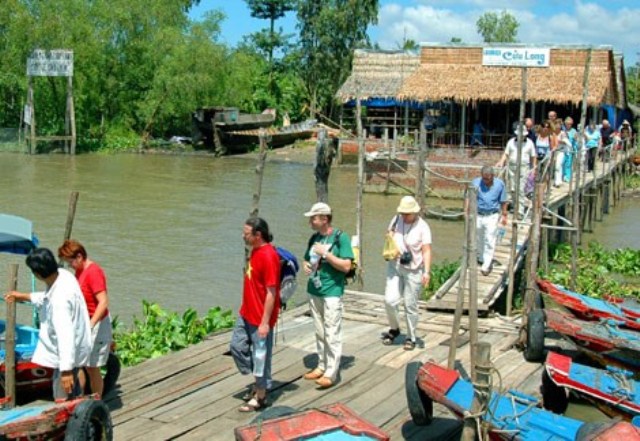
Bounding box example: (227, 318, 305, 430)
(382, 215, 400, 261)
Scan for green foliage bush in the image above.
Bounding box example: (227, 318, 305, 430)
(423, 260, 460, 300)
(543, 242, 640, 299)
(113, 301, 235, 367)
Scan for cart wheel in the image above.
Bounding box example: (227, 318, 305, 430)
(405, 361, 433, 426)
(64, 399, 113, 441)
(102, 353, 121, 396)
(533, 290, 545, 310)
(541, 369, 569, 414)
(524, 309, 545, 362)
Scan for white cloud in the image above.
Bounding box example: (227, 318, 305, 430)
(374, 1, 640, 65)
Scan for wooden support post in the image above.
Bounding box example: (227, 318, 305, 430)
(448, 191, 470, 369)
(314, 128, 333, 202)
(506, 68, 528, 317)
(416, 120, 427, 211)
(68, 76, 77, 155)
(5, 264, 19, 408)
(462, 342, 491, 441)
(28, 77, 35, 155)
(250, 130, 268, 218)
(522, 182, 545, 340)
(540, 218, 549, 274)
(467, 186, 479, 381)
(356, 95, 365, 290)
(63, 191, 80, 243)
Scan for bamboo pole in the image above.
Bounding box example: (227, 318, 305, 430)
(448, 190, 470, 369)
(416, 119, 427, 210)
(5, 264, 19, 408)
(462, 342, 491, 441)
(467, 186, 479, 381)
(249, 130, 268, 219)
(522, 182, 545, 344)
(356, 93, 365, 289)
(63, 191, 80, 243)
(506, 68, 528, 316)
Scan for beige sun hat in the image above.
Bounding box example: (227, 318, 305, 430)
(397, 196, 420, 214)
(304, 202, 332, 217)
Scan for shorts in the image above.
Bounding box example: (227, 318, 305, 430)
(88, 315, 112, 368)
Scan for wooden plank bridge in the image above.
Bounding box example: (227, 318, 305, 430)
(428, 150, 633, 312)
(105, 290, 566, 440)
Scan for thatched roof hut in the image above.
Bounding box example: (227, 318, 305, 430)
(336, 50, 420, 102)
(397, 44, 620, 107)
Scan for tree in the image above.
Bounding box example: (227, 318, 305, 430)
(476, 11, 519, 43)
(450, 37, 462, 43)
(296, 0, 379, 118)
(244, 0, 296, 96)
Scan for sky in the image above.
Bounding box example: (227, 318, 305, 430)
(189, 1, 639, 65)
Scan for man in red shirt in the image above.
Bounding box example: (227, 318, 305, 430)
(231, 217, 280, 412)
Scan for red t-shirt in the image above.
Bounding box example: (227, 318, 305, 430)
(76, 263, 109, 319)
(240, 244, 281, 327)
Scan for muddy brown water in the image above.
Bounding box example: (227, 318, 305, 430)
(1, 152, 638, 327)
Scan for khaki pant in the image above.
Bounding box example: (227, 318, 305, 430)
(384, 261, 422, 342)
(308, 295, 343, 382)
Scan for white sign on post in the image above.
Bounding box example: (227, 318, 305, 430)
(27, 49, 74, 77)
(23, 105, 32, 126)
(482, 47, 550, 67)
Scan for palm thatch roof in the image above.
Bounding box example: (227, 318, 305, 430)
(397, 45, 617, 106)
(336, 50, 420, 101)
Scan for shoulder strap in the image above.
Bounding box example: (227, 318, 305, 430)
(392, 215, 399, 231)
(307, 232, 319, 251)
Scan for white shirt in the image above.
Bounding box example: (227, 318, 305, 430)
(388, 216, 432, 271)
(504, 137, 536, 166)
(30, 268, 91, 371)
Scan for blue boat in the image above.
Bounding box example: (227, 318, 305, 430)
(544, 351, 640, 420)
(405, 360, 640, 440)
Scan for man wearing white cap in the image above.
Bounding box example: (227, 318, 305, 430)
(302, 202, 354, 389)
(496, 124, 537, 219)
(381, 196, 432, 351)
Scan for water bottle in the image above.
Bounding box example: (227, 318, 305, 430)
(253, 338, 267, 377)
(497, 226, 506, 245)
(309, 249, 320, 270)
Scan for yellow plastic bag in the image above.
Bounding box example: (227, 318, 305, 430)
(382, 232, 400, 261)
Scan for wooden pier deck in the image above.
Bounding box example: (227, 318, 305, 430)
(105, 291, 560, 440)
(428, 151, 631, 312)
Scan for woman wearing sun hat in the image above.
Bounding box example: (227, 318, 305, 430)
(381, 196, 432, 351)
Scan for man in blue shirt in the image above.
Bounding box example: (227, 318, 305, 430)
(470, 166, 508, 276)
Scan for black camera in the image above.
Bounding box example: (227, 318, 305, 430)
(399, 251, 412, 265)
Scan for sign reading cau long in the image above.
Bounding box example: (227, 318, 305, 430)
(482, 47, 550, 68)
(27, 49, 74, 77)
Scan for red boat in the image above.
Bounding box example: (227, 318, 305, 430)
(537, 279, 640, 330)
(543, 309, 640, 373)
(544, 351, 640, 420)
(234, 403, 389, 441)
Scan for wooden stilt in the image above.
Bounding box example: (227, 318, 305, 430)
(467, 186, 479, 381)
(5, 264, 19, 409)
(462, 342, 491, 441)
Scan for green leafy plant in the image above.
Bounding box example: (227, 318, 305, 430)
(113, 301, 235, 367)
(423, 260, 460, 300)
(542, 242, 640, 299)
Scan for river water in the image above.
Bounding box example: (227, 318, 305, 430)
(0, 152, 638, 325)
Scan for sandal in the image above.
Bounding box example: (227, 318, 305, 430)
(381, 328, 400, 345)
(238, 396, 268, 412)
(241, 388, 255, 402)
(403, 339, 416, 351)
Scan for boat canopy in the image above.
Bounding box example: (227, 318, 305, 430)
(0, 214, 39, 255)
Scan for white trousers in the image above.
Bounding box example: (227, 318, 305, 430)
(384, 262, 422, 342)
(507, 164, 528, 216)
(308, 295, 343, 382)
(554, 151, 565, 186)
(477, 212, 500, 272)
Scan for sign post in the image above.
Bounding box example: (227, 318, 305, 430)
(25, 49, 76, 154)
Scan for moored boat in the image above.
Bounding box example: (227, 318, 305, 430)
(543, 351, 640, 420)
(537, 279, 640, 330)
(405, 360, 640, 440)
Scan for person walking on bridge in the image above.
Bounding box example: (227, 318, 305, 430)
(496, 125, 536, 219)
(469, 166, 508, 276)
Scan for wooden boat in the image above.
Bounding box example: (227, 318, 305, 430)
(234, 402, 389, 441)
(605, 295, 640, 320)
(543, 351, 640, 420)
(223, 119, 317, 150)
(537, 279, 640, 330)
(191, 107, 276, 153)
(544, 309, 640, 373)
(405, 360, 640, 440)
(0, 396, 112, 440)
